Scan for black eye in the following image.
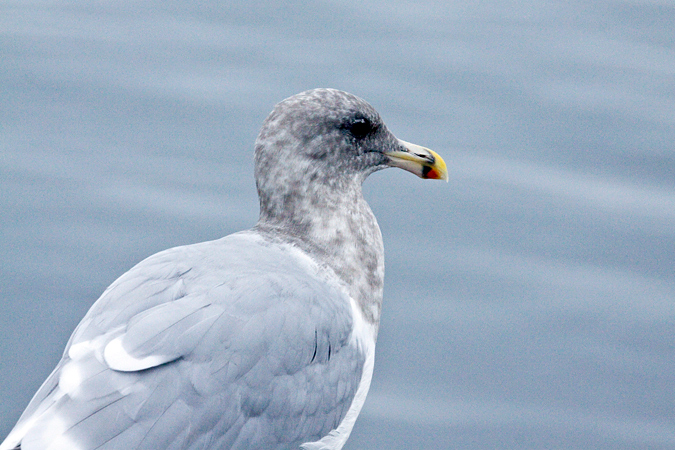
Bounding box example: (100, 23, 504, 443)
(345, 117, 376, 140)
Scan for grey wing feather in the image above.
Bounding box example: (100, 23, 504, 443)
(4, 233, 363, 450)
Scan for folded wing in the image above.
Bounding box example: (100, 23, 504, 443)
(4, 233, 363, 450)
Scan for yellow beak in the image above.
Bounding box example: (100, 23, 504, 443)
(384, 139, 448, 181)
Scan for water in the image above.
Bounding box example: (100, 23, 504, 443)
(1, 1, 674, 448)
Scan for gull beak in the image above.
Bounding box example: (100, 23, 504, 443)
(384, 139, 449, 181)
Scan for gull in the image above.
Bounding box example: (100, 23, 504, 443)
(1, 88, 447, 450)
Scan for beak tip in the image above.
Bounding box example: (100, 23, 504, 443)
(427, 149, 449, 182)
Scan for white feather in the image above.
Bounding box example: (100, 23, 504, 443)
(103, 337, 174, 372)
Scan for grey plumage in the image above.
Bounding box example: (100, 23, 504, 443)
(1, 89, 447, 450)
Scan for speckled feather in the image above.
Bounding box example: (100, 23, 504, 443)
(1, 89, 425, 450)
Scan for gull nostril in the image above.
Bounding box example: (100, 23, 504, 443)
(413, 152, 433, 163)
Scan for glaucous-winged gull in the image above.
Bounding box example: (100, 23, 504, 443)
(1, 88, 447, 450)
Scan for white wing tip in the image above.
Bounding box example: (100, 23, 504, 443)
(0, 414, 38, 450)
(104, 337, 173, 372)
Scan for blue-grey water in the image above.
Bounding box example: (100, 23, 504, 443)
(1, 1, 674, 448)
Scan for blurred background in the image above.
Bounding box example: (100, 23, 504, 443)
(1, 1, 674, 448)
